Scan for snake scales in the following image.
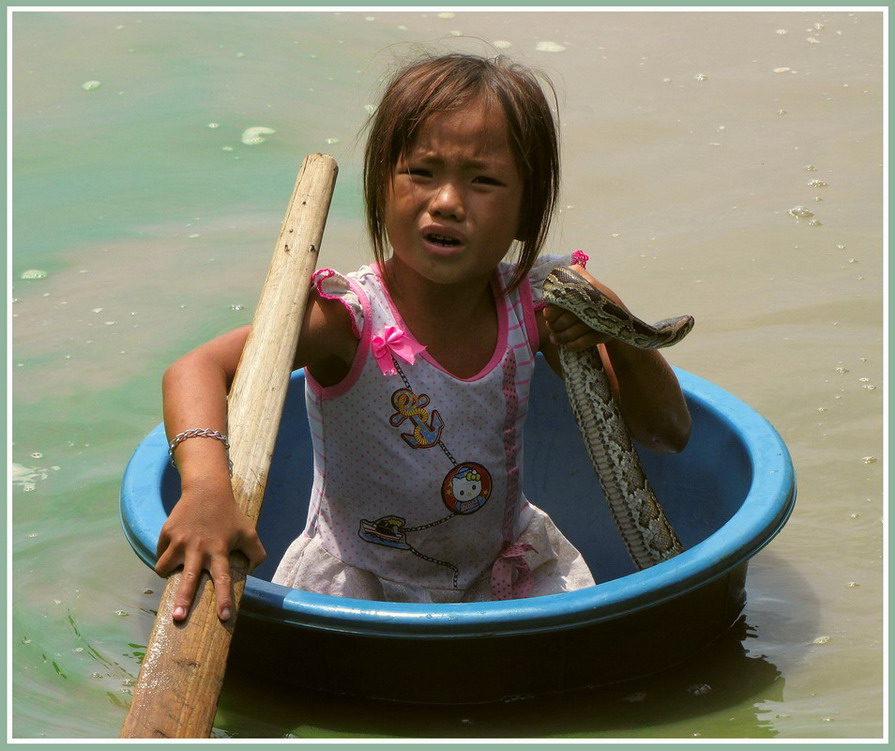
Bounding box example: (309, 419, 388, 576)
(542, 266, 694, 570)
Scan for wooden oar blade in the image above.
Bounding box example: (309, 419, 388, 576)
(120, 559, 244, 738)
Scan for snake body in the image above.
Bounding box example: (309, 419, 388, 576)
(542, 266, 694, 569)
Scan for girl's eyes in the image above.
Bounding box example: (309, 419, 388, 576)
(401, 168, 504, 187)
(472, 175, 504, 187)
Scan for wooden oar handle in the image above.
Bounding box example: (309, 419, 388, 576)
(121, 154, 338, 738)
(227, 154, 340, 521)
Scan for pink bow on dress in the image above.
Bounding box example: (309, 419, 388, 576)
(490, 542, 538, 600)
(371, 325, 426, 376)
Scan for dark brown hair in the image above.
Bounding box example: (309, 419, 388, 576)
(363, 53, 561, 291)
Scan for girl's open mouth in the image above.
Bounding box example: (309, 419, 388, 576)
(426, 233, 461, 247)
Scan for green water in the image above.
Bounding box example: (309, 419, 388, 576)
(11, 9, 885, 740)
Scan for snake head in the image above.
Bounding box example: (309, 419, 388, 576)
(544, 264, 694, 348)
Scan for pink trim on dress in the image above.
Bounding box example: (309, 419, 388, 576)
(517, 273, 541, 354)
(490, 542, 537, 600)
(499, 348, 520, 541)
(489, 346, 536, 601)
(305, 270, 371, 399)
(372, 263, 509, 383)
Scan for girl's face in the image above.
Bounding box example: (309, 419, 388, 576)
(384, 100, 523, 292)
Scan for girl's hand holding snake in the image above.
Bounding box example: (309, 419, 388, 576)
(543, 264, 626, 351)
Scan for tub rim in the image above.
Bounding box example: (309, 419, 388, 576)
(119, 367, 796, 639)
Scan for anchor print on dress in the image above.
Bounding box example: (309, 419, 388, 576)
(389, 387, 444, 448)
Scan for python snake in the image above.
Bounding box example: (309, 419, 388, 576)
(542, 266, 694, 570)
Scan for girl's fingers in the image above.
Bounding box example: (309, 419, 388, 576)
(208, 555, 234, 621)
(542, 305, 576, 331)
(158, 541, 265, 622)
(545, 307, 603, 337)
(544, 305, 612, 349)
(171, 552, 204, 621)
(242, 536, 268, 572)
(551, 321, 610, 349)
(565, 329, 611, 351)
(154, 539, 181, 578)
(154, 508, 266, 622)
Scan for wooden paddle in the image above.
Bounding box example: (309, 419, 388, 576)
(120, 153, 338, 738)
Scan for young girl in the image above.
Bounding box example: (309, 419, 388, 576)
(157, 53, 691, 620)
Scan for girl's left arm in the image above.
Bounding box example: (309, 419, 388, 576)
(539, 265, 692, 454)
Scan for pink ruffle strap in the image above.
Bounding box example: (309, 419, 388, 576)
(311, 267, 364, 339)
(311, 267, 338, 294)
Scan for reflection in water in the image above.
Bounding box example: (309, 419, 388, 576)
(213, 616, 783, 739)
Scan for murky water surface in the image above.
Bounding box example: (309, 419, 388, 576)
(10, 9, 884, 740)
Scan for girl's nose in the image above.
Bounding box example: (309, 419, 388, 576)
(429, 182, 465, 222)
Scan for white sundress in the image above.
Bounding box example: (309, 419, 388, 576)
(272, 254, 595, 603)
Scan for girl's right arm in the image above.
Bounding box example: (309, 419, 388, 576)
(156, 290, 357, 622)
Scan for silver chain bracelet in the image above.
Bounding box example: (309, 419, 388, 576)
(168, 428, 233, 475)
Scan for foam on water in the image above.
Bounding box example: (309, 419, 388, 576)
(240, 126, 276, 146)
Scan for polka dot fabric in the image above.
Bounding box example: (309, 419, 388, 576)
(272, 255, 595, 602)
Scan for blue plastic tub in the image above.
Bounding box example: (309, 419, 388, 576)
(120, 361, 796, 703)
